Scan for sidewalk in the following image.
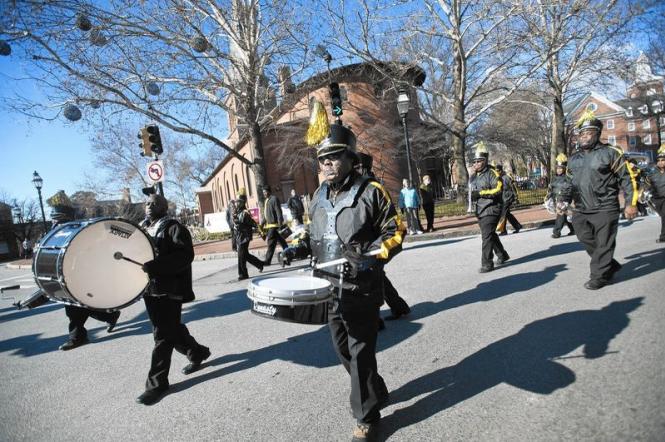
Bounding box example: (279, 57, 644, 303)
(3, 206, 554, 269)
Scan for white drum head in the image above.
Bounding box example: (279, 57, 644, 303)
(62, 219, 154, 309)
(248, 276, 332, 305)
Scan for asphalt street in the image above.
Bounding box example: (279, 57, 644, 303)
(1, 217, 664, 441)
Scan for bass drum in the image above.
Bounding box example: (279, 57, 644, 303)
(33, 218, 154, 311)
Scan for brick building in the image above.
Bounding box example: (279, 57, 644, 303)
(565, 53, 664, 163)
(195, 62, 447, 225)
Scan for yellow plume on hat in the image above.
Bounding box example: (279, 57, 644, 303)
(305, 99, 330, 146)
(555, 153, 568, 165)
(657, 144, 665, 159)
(237, 187, 246, 196)
(576, 109, 596, 128)
(46, 190, 73, 208)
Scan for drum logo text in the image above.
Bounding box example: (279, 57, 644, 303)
(253, 302, 277, 316)
(110, 225, 134, 239)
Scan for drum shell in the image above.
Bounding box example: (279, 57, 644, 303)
(247, 276, 333, 325)
(33, 218, 154, 311)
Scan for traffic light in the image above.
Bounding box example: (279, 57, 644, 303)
(146, 124, 163, 155)
(329, 82, 343, 117)
(138, 127, 151, 157)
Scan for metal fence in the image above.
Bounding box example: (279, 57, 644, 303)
(431, 188, 548, 218)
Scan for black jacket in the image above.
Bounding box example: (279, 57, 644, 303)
(567, 143, 638, 213)
(287, 196, 304, 216)
(646, 168, 665, 199)
(419, 184, 434, 205)
(546, 174, 573, 203)
(470, 166, 503, 218)
(142, 217, 195, 303)
(234, 209, 257, 245)
(500, 173, 517, 205)
(262, 195, 284, 227)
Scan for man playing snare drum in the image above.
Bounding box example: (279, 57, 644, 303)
(309, 122, 405, 441)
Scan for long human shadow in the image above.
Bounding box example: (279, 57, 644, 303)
(0, 302, 63, 324)
(615, 248, 665, 283)
(505, 241, 584, 267)
(378, 298, 644, 440)
(402, 237, 470, 253)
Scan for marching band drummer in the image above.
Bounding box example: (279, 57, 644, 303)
(136, 193, 211, 405)
(47, 191, 121, 351)
(645, 145, 665, 243)
(546, 154, 575, 239)
(309, 122, 404, 441)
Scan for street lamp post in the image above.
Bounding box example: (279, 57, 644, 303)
(397, 89, 415, 187)
(12, 204, 22, 224)
(32, 171, 48, 232)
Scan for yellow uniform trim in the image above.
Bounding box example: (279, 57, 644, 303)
(610, 146, 639, 206)
(368, 181, 405, 260)
(479, 168, 503, 196)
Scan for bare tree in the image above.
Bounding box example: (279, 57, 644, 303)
(1, 0, 313, 204)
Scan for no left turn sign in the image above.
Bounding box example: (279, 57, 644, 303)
(147, 160, 164, 183)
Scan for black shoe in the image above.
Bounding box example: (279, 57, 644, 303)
(59, 337, 89, 351)
(258, 262, 264, 273)
(107, 311, 121, 333)
(605, 261, 622, 281)
(479, 266, 494, 273)
(513, 227, 521, 234)
(386, 309, 410, 321)
(657, 238, 665, 243)
(182, 348, 211, 375)
(238, 275, 249, 281)
(551, 233, 561, 239)
(496, 253, 510, 265)
(136, 388, 168, 405)
(584, 279, 608, 290)
(498, 231, 508, 236)
(352, 421, 379, 442)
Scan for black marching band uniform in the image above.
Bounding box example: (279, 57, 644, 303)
(261, 185, 288, 265)
(496, 165, 522, 235)
(547, 153, 575, 238)
(309, 123, 404, 440)
(469, 142, 509, 272)
(355, 152, 411, 325)
(233, 198, 264, 279)
(47, 191, 120, 351)
(137, 194, 210, 405)
(568, 111, 639, 290)
(645, 145, 665, 243)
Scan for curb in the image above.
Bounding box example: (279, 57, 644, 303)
(5, 263, 32, 270)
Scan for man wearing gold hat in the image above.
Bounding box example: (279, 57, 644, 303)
(469, 142, 509, 272)
(309, 122, 404, 441)
(645, 145, 665, 243)
(546, 153, 575, 238)
(568, 111, 639, 290)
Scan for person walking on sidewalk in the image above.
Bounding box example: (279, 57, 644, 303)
(568, 110, 638, 290)
(469, 142, 509, 273)
(419, 175, 435, 232)
(261, 185, 288, 266)
(233, 197, 264, 280)
(645, 145, 665, 243)
(496, 164, 522, 235)
(547, 154, 575, 238)
(287, 189, 305, 225)
(136, 194, 211, 405)
(399, 179, 422, 235)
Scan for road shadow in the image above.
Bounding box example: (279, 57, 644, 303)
(616, 247, 665, 283)
(0, 302, 63, 324)
(378, 298, 644, 440)
(402, 237, 470, 253)
(505, 241, 584, 267)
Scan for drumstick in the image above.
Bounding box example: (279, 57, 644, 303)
(314, 249, 382, 270)
(113, 251, 143, 267)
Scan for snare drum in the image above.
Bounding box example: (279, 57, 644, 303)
(33, 218, 154, 311)
(247, 276, 333, 324)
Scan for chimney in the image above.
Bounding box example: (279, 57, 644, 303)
(279, 66, 295, 97)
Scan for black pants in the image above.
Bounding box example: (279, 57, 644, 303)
(264, 227, 288, 265)
(652, 197, 665, 239)
(553, 213, 574, 236)
(382, 274, 410, 316)
(230, 227, 237, 251)
(144, 296, 209, 391)
(498, 202, 522, 233)
(479, 214, 507, 268)
(572, 210, 620, 281)
(64, 305, 117, 342)
(328, 289, 387, 424)
(237, 241, 263, 278)
(422, 203, 434, 231)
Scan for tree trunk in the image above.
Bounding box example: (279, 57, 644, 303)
(550, 94, 566, 178)
(452, 102, 469, 204)
(248, 119, 268, 206)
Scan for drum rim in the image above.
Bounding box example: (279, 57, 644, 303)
(33, 217, 155, 310)
(247, 276, 333, 305)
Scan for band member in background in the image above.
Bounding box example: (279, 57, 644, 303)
(495, 164, 522, 235)
(287, 188, 305, 225)
(310, 124, 404, 441)
(568, 111, 638, 290)
(233, 197, 264, 280)
(645, 145, 665, 243)
(47, 191, 121, 351)
(469, 142, 508, 273)
(546, 154, 575, 238)
(261, 185, 288, 266)
(355, 152, 410, 328)
(137, 194, 210, 405)
(419, 175, 435, 232)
